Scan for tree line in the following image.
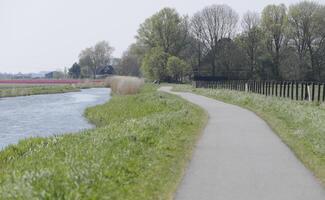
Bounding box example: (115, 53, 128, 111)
(70, 1, 325, 82)
(117, 1, 325, 82)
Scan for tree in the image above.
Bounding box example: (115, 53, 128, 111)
(288, 1, 325, 80)
(79, 41, 114, 79)
(68, 63, 81, 79)
(52, 71, 65, 79)
(261, 4, 288, 79)
(216, 38, 248, 79)
(237, 11, 263, 79)
(167, 56, 190, 82)
(141, 47, 169, 81)
(117, 44, 142, 77)
(191, 4, 239, 76)
(137, 8, 189, 56)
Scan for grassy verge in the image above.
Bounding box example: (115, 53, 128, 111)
(173, 84, 325, 186)
(0, 84, 207, 199)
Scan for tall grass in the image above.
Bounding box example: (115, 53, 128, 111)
(173, 84, 325, 186)
(105, 76, 144, 95)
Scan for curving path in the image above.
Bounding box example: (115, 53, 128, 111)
(159, 86, 325, 200)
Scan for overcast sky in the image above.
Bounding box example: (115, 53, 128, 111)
(0, 0, 323, 73)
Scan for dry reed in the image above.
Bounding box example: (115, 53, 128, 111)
(105, 76, 144, 95)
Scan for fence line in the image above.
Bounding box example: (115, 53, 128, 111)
(194, 80, 325, 102)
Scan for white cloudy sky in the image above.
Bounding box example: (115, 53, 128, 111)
(0, 0, 323, 73)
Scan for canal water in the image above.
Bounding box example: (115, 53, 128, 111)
(0, 88, 111, 149)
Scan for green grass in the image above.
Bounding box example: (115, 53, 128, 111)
(0, 84, 207, 199)
(0, 82, 107, 98)
(0, 85, 80, 98)
(173, 84, 325, 186)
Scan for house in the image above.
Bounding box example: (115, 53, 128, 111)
(96, 65, 115, 78)
(45, 71, 65, 79)
(45, 72, 55, 79)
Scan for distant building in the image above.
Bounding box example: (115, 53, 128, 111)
(45, 72, 55, 79)
(96, 65, 115, 78)
(13, 72, 31, 79)
(45, 71, 65, 79)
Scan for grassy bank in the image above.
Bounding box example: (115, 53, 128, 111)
(0, 85, 79, 98)
(0, 84, 206, 199)
(0, 82, 105, 98)
(173, 84, 325, 186)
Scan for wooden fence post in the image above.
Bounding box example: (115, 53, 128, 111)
(301, 82, 304, 100)
(275, 82, 278, 96)
(263, 81, 269, 96)
(318, 83, 321, 102)
(291, 82, 294, 100)
(288, 82, 291, 98)
(271, 82, 274, 96)
(283, 82, 287, 97)
(312, 83, 315, 101)
(305, 83, 309, 101)
(296, 82, 299, 100)
(323, 83, 325, 102)
(307, 83, 312, 101)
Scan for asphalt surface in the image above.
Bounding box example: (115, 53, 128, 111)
(159, 86, 325, 200)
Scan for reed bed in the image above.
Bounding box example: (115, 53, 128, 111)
(105, 76, 144, 95)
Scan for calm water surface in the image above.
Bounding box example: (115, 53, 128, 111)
(0, 88, 111, 149)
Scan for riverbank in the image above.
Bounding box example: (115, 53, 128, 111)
(173, 84, 325, 187)
(0, 82, 105, 98)
(0, 84, 207, 199)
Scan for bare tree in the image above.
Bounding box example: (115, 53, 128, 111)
(242, 11, 260, 31)
(261, 4, 287, 79)
(288, 1, 325, 80)
(79, 41, 114, 79)
(191, 4, 239, 76)
(239, 11, 263, 79)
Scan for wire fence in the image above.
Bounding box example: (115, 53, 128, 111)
(195, 80, 325, 102)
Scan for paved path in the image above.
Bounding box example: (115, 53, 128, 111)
(159, 87, 325, 200)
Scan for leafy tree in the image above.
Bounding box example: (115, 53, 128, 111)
(117, 44, 142, 77)
(137, 8, 189, 56)
(167, 56, 190, 82)
(68, 63, 81, 79)
(79, 41, 114, 79)
(141, 47, 169, 81)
